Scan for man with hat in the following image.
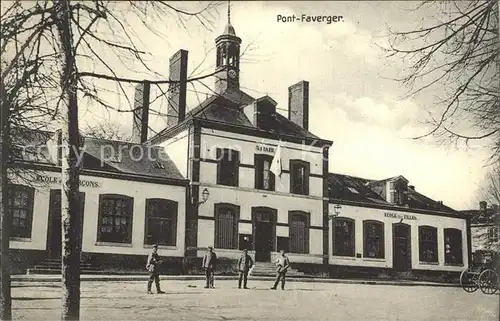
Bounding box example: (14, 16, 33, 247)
(202, 246, 217, 289)
(237, 249, 253, 289)
(146, 244, 164, 294)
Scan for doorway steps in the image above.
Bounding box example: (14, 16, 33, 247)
(26, 258, 102, 275)
(249, 262, 305, 277)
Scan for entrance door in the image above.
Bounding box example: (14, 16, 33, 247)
(46, 190, 86, 259)
(252, 208, 276, 262)
(393, 223, 411, 271)
(255, 221, 273, 262)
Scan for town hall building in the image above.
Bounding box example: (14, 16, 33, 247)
(6, 14, 471, 280)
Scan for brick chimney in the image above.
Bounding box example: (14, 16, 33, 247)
(408, 185, 415, 191)
(132, 81, 150, 144)
(288, 81, 309, 130)
(479, 201, 487, 213)
(167, 49, 188, 128)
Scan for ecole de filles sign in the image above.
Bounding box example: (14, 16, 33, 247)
(384, 212, 417, 220)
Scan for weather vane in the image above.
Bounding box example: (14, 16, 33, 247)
(228, 0, 231, 24)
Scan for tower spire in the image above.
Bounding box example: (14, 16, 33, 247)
(228, 0, 231, 24)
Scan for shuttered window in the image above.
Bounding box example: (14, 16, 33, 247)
(216, 148, 240, 187)
(289, 211, 309, 254)
(214, 204, 239, 249)
(255, 154, 275, 191)
(290, 160, 310, 195)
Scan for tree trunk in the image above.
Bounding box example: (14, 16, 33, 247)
(54, 1, 82, 320)
(0, 81, 12, 321)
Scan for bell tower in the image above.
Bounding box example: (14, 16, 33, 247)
(214, 2, 241, 94)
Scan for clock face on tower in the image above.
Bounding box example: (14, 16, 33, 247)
(228, 69, 237, 79)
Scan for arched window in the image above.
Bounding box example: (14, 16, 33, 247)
(289, 211, 309, 254)
(9, 184, 35, 238)
(98, 194, 134, 243)
(214, 203, 239, 249)
(144, 199, 178, 246)
(444, 228, 463, 265)
(419, 226, 438, 263)
(363, 220, 384, 258)
(332, 218, 355, 257)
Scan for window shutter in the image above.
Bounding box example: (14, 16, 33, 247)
(289, 161, 296, 193)
(216, 148, 222, 184)
(144, 199, 151, 244)
(97, 194, 104, 242)
(233, 150, 240, 187)
(269, 160, 276, 191)
(254, 155, 263, 189)
(170, 201, 178, 246)
(304, 163, 310, 195)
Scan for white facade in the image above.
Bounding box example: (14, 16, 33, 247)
(328, 204, 468, 272)
(9, 169, 187, 258)
(196, 128, 326, 263)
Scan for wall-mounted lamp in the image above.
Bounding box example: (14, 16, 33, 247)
(328, 204, 342, 220)
(195, 188, 210, 206)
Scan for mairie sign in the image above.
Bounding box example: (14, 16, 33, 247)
(256, 145, 275, 153)
(34, 175, 101, 188)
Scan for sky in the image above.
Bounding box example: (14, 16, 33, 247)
(71, 1, 493, 211)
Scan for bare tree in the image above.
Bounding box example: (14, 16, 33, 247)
(384, 0, 499, 163)
(1, 1, 222, 319)
(82, 121, 134, 142)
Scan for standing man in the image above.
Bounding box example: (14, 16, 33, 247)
(237, 249, 253, 289)
(202, 246, 217, 289)
(146, 244, 164, 294)
(271, 249, 290, 290)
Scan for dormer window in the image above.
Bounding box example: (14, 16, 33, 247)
(109, 155, 122, 163)
(389, 178, 408, 206)
(154, 162, 165, 169)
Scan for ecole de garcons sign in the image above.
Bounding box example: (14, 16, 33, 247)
(34, 175, 101, 188)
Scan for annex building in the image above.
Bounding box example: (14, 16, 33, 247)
(6, 17, 470, 279)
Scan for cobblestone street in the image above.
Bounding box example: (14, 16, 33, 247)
(11, 280, 499, 321)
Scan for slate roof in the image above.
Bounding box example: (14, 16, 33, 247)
(328, 173, 460, 215)
(150, 89, 321, 144)
(83, 137, 184, 180)
(7, 128, 185, 181)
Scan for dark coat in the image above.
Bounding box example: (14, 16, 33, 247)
(237, 254, 254, 272)
(146, 252, 161, 273)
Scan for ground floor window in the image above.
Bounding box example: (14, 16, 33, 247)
(289, 211, 309, 254)
(144, 199, 178, 246)
(333, 218, 355, 257)
(214, 203, 239, 249)
(97, 194, 134, 243)
(363, 220, 384, 258)
(419, 226, 438, 263)
(444, 228, 463, 264)
(9, 185, 35, 238)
